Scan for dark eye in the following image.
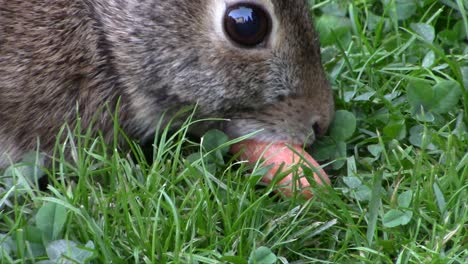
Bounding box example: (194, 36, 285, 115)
(223, 3, 271, 47)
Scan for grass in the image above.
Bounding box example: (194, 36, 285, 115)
(1, 0, 467, 263)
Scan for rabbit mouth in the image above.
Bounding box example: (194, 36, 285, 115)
(222, 116, 317, 147)
(217, 94, 332, 147)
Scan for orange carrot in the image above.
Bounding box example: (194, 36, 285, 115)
(231, 140, 330, 198)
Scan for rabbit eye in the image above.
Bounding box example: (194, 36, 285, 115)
(223, 3, 271, 47)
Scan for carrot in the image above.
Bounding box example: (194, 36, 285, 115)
(231, 140, 330, 198)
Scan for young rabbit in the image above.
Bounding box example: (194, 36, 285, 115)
(0, 0, 334, 167)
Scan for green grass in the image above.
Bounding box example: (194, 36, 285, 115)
(1, 0, 467, 263)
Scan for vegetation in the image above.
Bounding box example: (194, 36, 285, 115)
(1, 0, 466, 263)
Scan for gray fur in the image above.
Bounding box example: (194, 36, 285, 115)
(0, 0, 334, 167)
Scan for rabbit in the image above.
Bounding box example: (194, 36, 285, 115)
(0, 0, 334, 167)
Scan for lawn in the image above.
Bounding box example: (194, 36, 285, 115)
(1, 0, 467, 263)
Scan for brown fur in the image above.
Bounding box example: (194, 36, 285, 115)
(0, 0, 334, 166)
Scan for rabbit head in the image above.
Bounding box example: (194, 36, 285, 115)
(106, 0, 334, 145)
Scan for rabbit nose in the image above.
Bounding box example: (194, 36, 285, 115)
(312, 122, 322, 137)
(312, 121, 328, 136)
